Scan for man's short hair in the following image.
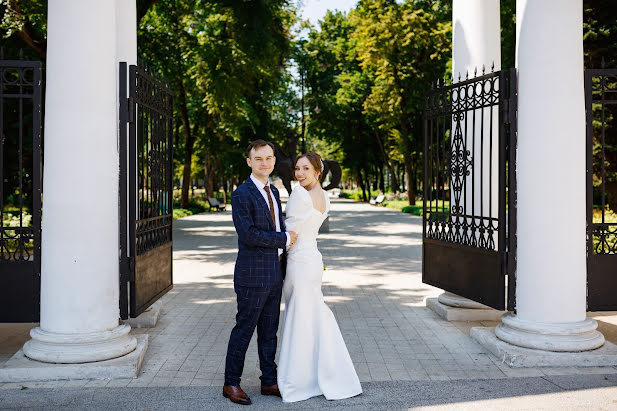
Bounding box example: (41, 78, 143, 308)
(246, 139, 275, 158)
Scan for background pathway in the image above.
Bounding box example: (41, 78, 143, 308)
(2, 197, 617, 409)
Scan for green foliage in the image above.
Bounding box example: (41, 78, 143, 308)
(592, 207, 617, 253)
(301, 1, 451, 201)
(173, 208, 193, 220)
(173, 196, 208, 215)
(2, 210, 33, 253)
(501, 0, 516, 70)
(584, 0, 617, 69)
(401, 205, 422, 216)
(3, 210, 31, 227)
(382, 200, 411, 211)
(2, 0, 616, 211)
(0, 0, 46, 39)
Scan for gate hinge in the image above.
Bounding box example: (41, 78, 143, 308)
(127, 97, 135, 124)
(129, 257, 135, 281)
(502, 99, 510, 125)
(501, 250, 508, 276)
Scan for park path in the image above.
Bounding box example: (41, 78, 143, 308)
(2, 196, 617, 396)
(125, 196, 617, 389)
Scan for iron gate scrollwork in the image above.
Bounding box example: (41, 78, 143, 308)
(586, 68, 617, 311)
(0, 59, 42, 322)
(119, 62, 173, 319)
(423, 68, 517, 311)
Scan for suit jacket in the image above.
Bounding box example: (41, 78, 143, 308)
(231, 176, 287, 287)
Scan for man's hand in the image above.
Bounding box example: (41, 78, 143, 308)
(288, 231, 298, 247)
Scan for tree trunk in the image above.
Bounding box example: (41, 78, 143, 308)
(375, 131, 399, 192)
(410, 150, 418, 204)
(222, 179, 228, 204)
(607, 182, 617, 214)
(391, 52, 414, 204)
(373, 164, 379, 191)
(230, 176, 237, 193)
(178, 79, 195, 209)
(402, 129, 414, 205)
(356, 170, 367, 202)
(363, 168, 372, 200)
(204, 153, 215, 198)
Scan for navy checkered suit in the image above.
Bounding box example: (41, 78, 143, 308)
(225, 176, 287, 387)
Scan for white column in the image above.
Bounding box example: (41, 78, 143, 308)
(453, 0, 501, 230)
(440, 0, 501, 310)
(116, 0, 137, 66)
(495, 0, 604, 351)
(23, 0, 137, 363)
(452, 0, 501, 79)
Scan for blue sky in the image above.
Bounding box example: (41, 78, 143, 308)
(297, 0, 359, 27)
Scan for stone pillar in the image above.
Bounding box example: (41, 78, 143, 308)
(432, 0, 503, 317)
(23, 0, 137, 363)
(494, 0, 604, 351)
(116, 0, 137, 65)
(452, 0, 501, 79)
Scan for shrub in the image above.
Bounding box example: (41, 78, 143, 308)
(402, 205, 422, 216)
(173, 208, 193, 220)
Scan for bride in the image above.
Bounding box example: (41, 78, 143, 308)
(277, 152, 362, 403)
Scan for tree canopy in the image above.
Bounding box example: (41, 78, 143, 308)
(1, 0, 615, 208)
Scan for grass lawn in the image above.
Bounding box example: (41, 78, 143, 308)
(381, 199, 449, 216)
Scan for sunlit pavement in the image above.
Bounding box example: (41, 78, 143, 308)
(1, 197, 617, 409)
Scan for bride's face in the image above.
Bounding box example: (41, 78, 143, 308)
(295, 157, 318, 188)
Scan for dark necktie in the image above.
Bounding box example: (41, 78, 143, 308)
(263, 185, 277, 229)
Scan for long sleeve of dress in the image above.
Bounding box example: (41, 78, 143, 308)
(284, 187, 313, 249)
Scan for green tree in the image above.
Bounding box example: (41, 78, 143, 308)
(352, 0, 451, 204)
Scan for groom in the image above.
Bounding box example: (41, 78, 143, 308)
(223, 139, 298, 405)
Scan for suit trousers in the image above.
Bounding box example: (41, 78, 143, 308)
(224, 282, 283, 386)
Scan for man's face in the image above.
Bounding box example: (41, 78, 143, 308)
(247, 144, 276, 180)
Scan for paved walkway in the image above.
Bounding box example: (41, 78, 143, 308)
(2, 197, 617, 409)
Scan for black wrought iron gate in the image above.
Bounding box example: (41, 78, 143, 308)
(119, 62, 173, 319)
(422, 69, 517, 311)
(586, 68, 617, 311)
(0, 59, 42, 322)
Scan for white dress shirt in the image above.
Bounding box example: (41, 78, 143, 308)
(250, 174, 290, 255)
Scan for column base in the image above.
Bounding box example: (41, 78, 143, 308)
(438, 292, 490, 309)
(427, 292, 505, 321)
(123, 300, 162, 328)
(23, 324, 137, 364)
(495, 313, 605, 352)
(0, 334, 148, 382)
(471, 327, 617, 368)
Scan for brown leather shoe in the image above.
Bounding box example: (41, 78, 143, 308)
(223, 385, 252, 405)
(261, 384, 282, 397)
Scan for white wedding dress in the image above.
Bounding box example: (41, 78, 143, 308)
(277, 186, 362, 403)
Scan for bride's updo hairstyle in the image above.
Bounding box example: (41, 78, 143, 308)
(294, 152, 323, 180)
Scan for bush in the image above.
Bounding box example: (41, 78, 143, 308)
(173, 208, 194, 220)
(401, 205, 423, 216)
(2, 211, 34, 253)
(172, 197, 208, 215)
(592, 207, 617, 252)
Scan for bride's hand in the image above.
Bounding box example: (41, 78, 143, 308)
(288, 231, 298, 247)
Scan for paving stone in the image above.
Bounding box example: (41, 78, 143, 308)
(3, 198, 617, 393)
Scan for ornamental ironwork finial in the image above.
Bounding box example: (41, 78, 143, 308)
(491, 61, 495, 72)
